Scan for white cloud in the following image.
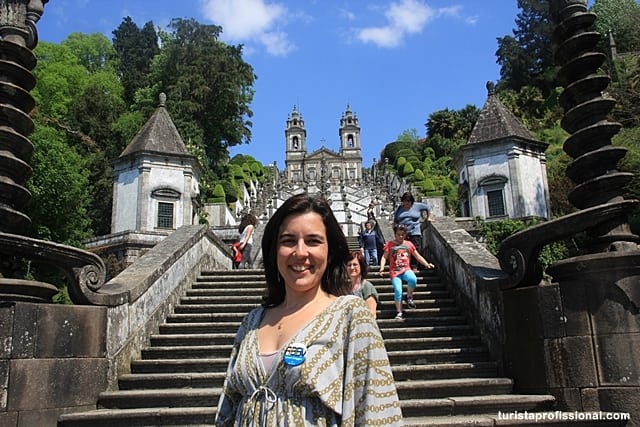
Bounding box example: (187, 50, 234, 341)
(355, 0, 463, 48)
(358, 26, 402, 48)
(387, 0, 434, 33)
(200, 0, 295, 55)
(339, 8, 357, 21)
(259, 31, 293, 56)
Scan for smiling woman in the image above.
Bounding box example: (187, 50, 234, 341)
(215, 192, 403, 426)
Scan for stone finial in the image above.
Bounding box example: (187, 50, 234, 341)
(159, 92, 166, 107)
(0, 0, 47, 48)
(486, 81, 495, 96)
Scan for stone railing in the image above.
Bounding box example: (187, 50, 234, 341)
(0, 225, 233, 425)
(96, 225, 231, 388)
(424, 217, 510, 369)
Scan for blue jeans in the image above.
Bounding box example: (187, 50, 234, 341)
(364, 248, 378, 265)
(391, 270, 417, 301)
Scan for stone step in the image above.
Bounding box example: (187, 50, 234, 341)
(376, 315, 470, 327)
(380, 324, 474, 339)
(173, 303, 261, 314)
(130, 358, 230, 374)
(58, 407, 216, 427)
(387, 346, 491, 365)
(402, 413, 625, 427)
(149, 333, 235, 347)
(191, 281, 265, 290)
(400, 394, 555, 417)
(159, 321, 241, 333)
(141, 345, 233, 359)
(384, 335, 482, 349)
(165, 312, 249, 322)
(391, 362, 498, 381)
(180, 294, 262, 303)
(60, 267, 622, 427)
(118, 372, 226, 390)
(95, 388, 220, 409)
(395, 378, 513, 400)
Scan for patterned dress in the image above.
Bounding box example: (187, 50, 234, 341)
(215, 295, 403, 426)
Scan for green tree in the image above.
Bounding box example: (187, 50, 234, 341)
(211, 183, 226, 203)
(33, 42, 90, 119)
(381, 138, 418, 167)
(495, 0, 557, 97)
(112, 17, 160, 104)
(591, 0, 640, 53)
(27, 125, 93, 246)
(61, 32, 116, 73)
(148, 18, 256, 184)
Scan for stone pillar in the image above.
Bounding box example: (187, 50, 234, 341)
(137, 165, 151, 230)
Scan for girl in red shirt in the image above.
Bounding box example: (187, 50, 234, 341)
(379, 224, 434, 319)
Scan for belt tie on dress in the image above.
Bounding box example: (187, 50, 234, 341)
(241, 385, 278, 426)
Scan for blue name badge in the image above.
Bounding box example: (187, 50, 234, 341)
(283, 343, 307, 367)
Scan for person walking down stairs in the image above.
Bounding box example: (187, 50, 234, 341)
(215, 193, 402, 426)
(237, 212, 258, 269)
(358, 220, 382, 266)
(348, 250, 379, 318)
(379, 223, 435, 320)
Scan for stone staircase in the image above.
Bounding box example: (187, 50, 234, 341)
(58, 269, 624, 426)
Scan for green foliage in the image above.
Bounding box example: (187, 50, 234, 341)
(27, 124, 93, 246)
(61, 32, 116, 72)
(475, 218, 527, 255)
(395, 156, 407, 169)
(229, 164, 245, 181)
(381, 139, 417, 166)
(426, 106, 479, 143)
(615, 127, 640, 233)
(495, 0, 557, 97)
(414, 169, 425, 181)
(421, 178, 435, 192)
(401, 162, 414, 177)
(147, 18, 256, 184)
(220, 180, 238, 204)
(112, 17, 159, 104)
(591, 0, 640, 53)
(52, 286, 73, 305)
(476, 218, 580, 274)
(609, 55, 640, 128)
(33, 42, 90, 119)
(210, 183, 226, 203)
(396, 128, 421, 142)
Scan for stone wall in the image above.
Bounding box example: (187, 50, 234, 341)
(424, 216, 510, 370)
(0, 303, 108, 426)
(0, 225, 232, 427)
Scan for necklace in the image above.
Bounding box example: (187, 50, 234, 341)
(275, 297, 322, 330)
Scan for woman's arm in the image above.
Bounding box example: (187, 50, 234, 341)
(239, 225, 254, 248)
(365, 296, 377, 318)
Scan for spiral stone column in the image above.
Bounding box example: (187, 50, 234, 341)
(542, 0, 639, 418)
(552, 0, 638, 252)
(0, 0, 45, 233)
(0, 1, 106, 303)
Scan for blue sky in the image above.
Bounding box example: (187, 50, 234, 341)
(37, 0, 522, 169)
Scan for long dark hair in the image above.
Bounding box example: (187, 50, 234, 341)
(238, 212, 258, 233)
(261, 193, 351, 307)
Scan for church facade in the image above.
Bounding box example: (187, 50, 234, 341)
(284, 105, 363, 185)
